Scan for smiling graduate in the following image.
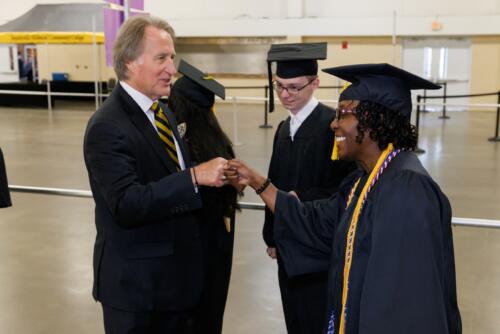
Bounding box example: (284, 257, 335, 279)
(226, 63, 462, 334)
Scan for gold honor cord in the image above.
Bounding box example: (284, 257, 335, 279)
(339, 143, 395, 334)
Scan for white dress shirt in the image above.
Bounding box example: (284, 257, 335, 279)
(288, 97, 319, 141)
(120, 81, 186, 170)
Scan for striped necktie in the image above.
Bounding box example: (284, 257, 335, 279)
(151, 101, 181, 170)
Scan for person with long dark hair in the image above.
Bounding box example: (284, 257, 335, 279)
(226, 63, 462, 334)
(168, 60, 241, 334)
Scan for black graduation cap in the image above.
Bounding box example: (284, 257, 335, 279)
(172, 59, 225, 109)
(266, 42, 327, 112)
(322, 63, 440, 118)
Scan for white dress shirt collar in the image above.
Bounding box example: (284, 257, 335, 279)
(288, 97, 319, 140)
(120, 81, 155, 113)
(119, 81, 187, 171)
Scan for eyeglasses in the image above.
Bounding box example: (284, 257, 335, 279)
(273, 77, 317, 95)
(335, 108, 357, 121)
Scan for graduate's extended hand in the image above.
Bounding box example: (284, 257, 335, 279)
(226, 159, 277, 212)
(226, 171, 246, 193)
(225, 159, 261, 187)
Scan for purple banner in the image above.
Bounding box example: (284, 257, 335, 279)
(104, 0, 143, 10)
(104, 8, 123, 67)
(130, 0, 144, 10)
(103, 0, 147, 67)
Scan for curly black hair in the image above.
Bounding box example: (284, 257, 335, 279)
(354, 101, 417, 151)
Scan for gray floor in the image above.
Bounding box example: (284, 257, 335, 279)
(0, 100, 499, 333)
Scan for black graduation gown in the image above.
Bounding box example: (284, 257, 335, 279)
(264, 102, 357, 334)
(274, 151, 462, 334)
(195, 184, 237, 334)
(0, 147, 12, 208)
(264, 102, 356, 247)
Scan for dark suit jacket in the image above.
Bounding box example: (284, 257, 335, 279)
(0, 147, 11, 208)
(83, 83, 204, 312)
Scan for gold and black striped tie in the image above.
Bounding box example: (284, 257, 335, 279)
(151, 101, 181, 170)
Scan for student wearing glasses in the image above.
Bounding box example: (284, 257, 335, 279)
(262, 43, 356, 334)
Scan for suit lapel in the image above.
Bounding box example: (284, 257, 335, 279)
(115, 84, 179, 173)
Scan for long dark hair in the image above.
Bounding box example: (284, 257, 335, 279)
(168, 90, 239, 215)
(168, 90, 235, 162)
(354, 101, 418, 151)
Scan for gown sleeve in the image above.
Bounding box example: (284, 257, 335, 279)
(358, 170, 461, 334)
(273, 190, 343, 276)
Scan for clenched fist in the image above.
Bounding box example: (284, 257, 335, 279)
(193, 157, 228, 187)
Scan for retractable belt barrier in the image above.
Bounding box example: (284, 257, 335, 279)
(8, 185, 500, 230)
(416, 90, 500, 145)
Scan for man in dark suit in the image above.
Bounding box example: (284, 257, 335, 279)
(83, 16, 227, 334)
(0, 147, 11, 208)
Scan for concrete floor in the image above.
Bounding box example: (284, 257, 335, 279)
(0, 100, 499, 333)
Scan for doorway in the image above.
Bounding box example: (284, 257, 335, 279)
(402, 38, 471, 112)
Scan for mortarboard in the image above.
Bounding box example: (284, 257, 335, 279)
(266, 42, 327, 112)
(322, 63, 440, 118)
(172, 59, 225, 109)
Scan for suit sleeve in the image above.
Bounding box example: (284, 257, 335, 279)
(358, 171, 461, 334)
(84, 121, 202, 227)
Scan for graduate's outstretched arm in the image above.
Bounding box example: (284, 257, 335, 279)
(225, 159, 278, 212)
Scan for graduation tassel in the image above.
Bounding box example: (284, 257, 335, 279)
(331, 138, 339, 161)
(223, 216, 231, 233)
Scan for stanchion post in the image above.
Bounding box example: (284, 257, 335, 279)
(259, 85, 272, 129)
(415, 95, 426, 154)
(488, 91, 500, 142)
(422, 89, 428, 112)
(232, 96, 242, 146)
(46, 80, 52, 113)
(439, 82, 450, 119)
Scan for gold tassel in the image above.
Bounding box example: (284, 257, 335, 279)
(331, 138, 339, 161)
(339, 81, 351, 94)
(224, 216, 231, 233)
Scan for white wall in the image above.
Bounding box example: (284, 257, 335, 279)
(2, 0, 500, 36)
(149, 0, 500, 19)
(151, 0, 286, 19)
(150, 0, 500, 37)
